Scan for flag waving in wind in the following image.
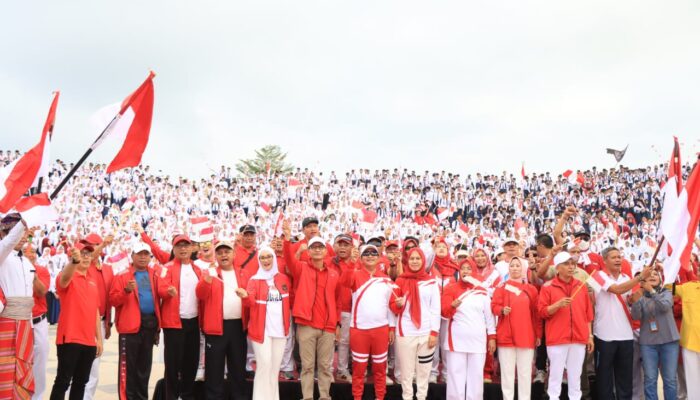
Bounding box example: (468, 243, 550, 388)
(0, 92, 59, 213)
(606, 145, 628, 163)
(91, 72, 155, 173)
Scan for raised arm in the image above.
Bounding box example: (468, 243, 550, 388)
(0, 223, 25, 263)
(59, 248, 82, 289)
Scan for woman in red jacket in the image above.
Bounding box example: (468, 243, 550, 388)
(238, 246, 291, 400)
(491, 257, 541, 400)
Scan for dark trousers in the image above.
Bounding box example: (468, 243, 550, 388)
(535, 326, 547, 370)
(595, 337, 633, 400)
(164, 317, 200, 400)
(118, 314, 158, 400)
(205, 319, 248, 400)
(49, 343, 96, 400)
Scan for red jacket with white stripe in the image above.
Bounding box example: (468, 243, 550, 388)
(340, 265, 397, 330)
(491, 280, 541, 348)
(390, 277, 441, 337)
(330, 257, 359, 313)
(109, 266, 162, 334)
(156, 259, 203, 329)
(195, 266, 250, 335)
(243, 273, 291, 343)
(537, 275, 593, 346)
(441, 281, 496, 352)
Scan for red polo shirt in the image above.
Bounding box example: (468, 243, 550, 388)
(56, 271, 100, 346)
(32, 266, 50, 318)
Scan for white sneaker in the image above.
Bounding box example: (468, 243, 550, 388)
(534, 369, 546, 383)
(428, 375, 438, 384)
(386, 375, 394, 385)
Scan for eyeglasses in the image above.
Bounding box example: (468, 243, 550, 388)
(259, 255, 274, 260)
(362, 251, 379, 257)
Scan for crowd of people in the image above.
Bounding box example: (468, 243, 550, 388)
(0, 148, 699, 400)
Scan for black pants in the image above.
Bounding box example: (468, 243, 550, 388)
(49, 343, 96, 400)
(205, 319, 247, 400)
(118, 314, 158, 400)
(595, 337, 633, 400)
(535, 324, 547, 370)
(163, 317, 200, 400)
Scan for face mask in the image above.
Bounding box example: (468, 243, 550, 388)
(578, 240, 590, 252)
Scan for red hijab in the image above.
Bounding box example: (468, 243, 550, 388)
(401, 248, 430, 329)
(433, 238, 458, 276)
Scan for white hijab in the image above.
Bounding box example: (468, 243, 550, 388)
(251, 246, 278, 284)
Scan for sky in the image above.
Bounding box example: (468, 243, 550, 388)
(1, 1, 699, 179)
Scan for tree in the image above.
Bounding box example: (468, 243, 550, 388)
(235, 145, 294, 176)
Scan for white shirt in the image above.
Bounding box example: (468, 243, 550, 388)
(221, 270, 242, 320)
(0, 224, 34, 299)
(179, 263, 199, 318)
(396, 279, 441, 337)
(593, 271, 634, 341)
(264, 287, 285, 338)
(444, 289, 496, 353)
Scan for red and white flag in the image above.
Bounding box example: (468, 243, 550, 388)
(107, 252, 130, 275)
(586, 271, 607, 294)
(257, 202, 272, 218)
(13, 193, 59, 227)
(273, 210, 285, 237)
(91, 72, 155, 174)
(659, 157, 700, 284)
(190, 216, 214, 242)
(361, 208, 378, 224)
(521, 162, 526, 179)
(286, 178, 301, 197)
(563, 169, 585, 186)
(437, 207, 450, 221)
(456, 223, 470, 240)
(122, 196, 137, 211)
(0, 92, 59, 212)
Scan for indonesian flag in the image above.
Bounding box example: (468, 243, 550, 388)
(361, 208, 378, 224)
(563, 169, 585, 186)
(122, 196, 137, 211)
(13, 193, 59, 227)
(91, 72, 155, 174)
(423, 213, 438, 226)
(659, 157, 700, 284)
(107, 252, 130, 275)
(351, 200, 364, 209)
(257, 202, 272, 218)
(273, 210, 285, 237)
(286, 178, 301, 197)
(190, 216, 213, 242)
(586, 271, 607, 294)
(521, 162, 525, 179)
(456, 223, 470, 239)
(0, 92, 59, 212)
(437, 207, 450, 221)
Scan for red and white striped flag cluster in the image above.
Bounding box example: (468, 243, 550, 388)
(190, 216, 214, 242)
(563, 169, 585, 186)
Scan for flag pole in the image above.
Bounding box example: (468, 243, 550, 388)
(49, 114, 120, 200)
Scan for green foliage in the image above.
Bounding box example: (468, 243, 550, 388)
(235, 145, 294, 176)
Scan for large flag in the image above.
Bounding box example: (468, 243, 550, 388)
(190, 216, 214, 242)
(521, 162, 526, 179)
(563, 169, 585, 186)
(13, 193, 59, 227)
(286, 178, 302, 197)
(659, 157, 700, 284)
(606, 145, 628, 163)
(0, 92, 59, 213)
(91, 72, 155, 173)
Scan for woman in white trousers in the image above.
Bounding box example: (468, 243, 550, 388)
(441, 259, 496, 400)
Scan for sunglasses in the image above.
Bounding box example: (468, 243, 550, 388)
(308, 245, 326, 251)
(362, 250, 379, 257)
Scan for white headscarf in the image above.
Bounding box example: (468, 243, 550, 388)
(251, 246, 278, 284)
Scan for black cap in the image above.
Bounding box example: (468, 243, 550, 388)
(0, 213, 21, 231)
(302, 217, 319, 228)
(334, 234, 353, 243)
(573, 230, 591, 240)
(239, 224, 257, 234)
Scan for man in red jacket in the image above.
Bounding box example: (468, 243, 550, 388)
(283, 220, 340, 400)
(196, 240, 248, 400)
(109, 243, 160, 400)
(538, 251, 594, 400)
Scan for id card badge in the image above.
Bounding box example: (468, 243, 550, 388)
(649, 319, 659, 333)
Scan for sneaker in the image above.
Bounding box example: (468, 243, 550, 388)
(386, 375, 394, 385)
(245, 370, 255, 380)
(428, 375, 438, 384)
(562, 370, 568, 385)
(483, 374, 492, 384)
(195, 368, 205, 382)
(336, 371, 352, 383)
(533, 369, 546, 383)
(279, 371, 295, 380)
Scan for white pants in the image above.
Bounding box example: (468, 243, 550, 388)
(83, 321, 105, 400)
(337, 312, 351, 373)
(280, 320, 296, 372)
(547, 344, 586, 400)
(251, 337, 286, 400)
(683, 347, 700, 400)
(396, 335, 434, 400)
(498, 347, 533, 400)
(31, 318, 49, 400)
(445, 351, 485, 400)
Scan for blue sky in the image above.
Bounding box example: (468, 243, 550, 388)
(1, 1, 699, 178)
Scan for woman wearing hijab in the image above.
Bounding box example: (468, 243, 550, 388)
(441, 259, 496, 400)
(491, 257, 541, 400)
(237, 246, 291, 400)
(390, 248, 441, 400)
(470, 248, 501, 383)
(429, 237, 459, 383)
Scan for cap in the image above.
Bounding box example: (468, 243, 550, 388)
(302, 217, 319, 228)
(131, 242, 151, 254)
(494, 247, 505, 256)
(384, 240, 399, 248)
(573, 230, 591, 240)
(83, 233, 103, 245)
(75, 242, 95, 252)
(334, 234, 353, 244)
(366, 236, 383, 246)
(455, 249, 470, 257)
(172, 234, 193, 246)
(214, 240, 234, 250)
(239, 224, 257, 234)
(308, 237, 326, 248)
(360, 244, 379, 255)
(554, 252, 573, 265)
(503, 237, 518, 245)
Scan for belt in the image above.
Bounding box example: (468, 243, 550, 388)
(32, 313, 46, 325)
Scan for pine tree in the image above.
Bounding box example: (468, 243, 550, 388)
(235, 145, 294, 176)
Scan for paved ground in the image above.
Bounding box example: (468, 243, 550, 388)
(45, 325, 164, 399)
